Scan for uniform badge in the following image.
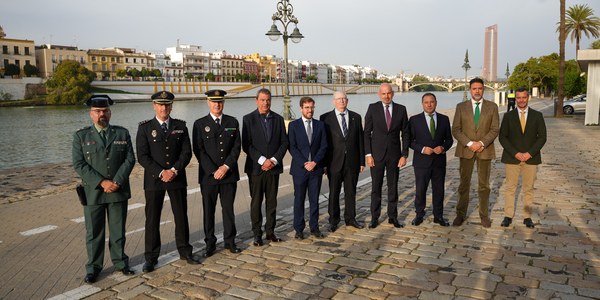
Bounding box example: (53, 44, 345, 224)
(205, 126, 211, 132)
(152, 130, 157, 138)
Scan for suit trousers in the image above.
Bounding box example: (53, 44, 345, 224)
(370, 157, 400, 221)
(293, 172, 323, 232)
(84, 201, 128, 274)
(456, 156, 492, 218)
(414, 165, 446, 219)
(503, 162, 537, 219)
(201, 182, 237, 247)
(144, 188, 192, 263)
(249, 173, 279, 237)
(327, 161, 359, 225)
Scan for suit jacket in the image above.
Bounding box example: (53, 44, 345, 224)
(136, 118, 192, 191)
(288, 118, 327, 177)
(364, 101, 409, 161)
(319, 109, 365, 173)
(242, 109, 288, 175)
(193, 114, 241, 185)
(499, 108, 547, 165)
(409, 112, 454, 168)
(452, 99, 499, 160)
(72, 125, 136, 205)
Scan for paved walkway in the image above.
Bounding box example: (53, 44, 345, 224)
(20, 100, 600, 299)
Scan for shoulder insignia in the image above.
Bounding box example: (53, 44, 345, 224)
(76, 126, 91, 132)
(171, 118, 186, 124)
(139, 119, 152, 125)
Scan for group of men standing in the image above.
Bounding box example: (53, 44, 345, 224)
(72, 78, 546, 283)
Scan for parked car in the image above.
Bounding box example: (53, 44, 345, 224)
(563, 94, 586, 114)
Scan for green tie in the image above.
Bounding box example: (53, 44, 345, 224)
(429, 113, 435, 138)
(99, 130, 107, 144)
(474, 102, 480, 129)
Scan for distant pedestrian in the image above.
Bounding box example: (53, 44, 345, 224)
(289, 97, 327, 239)
(136, 91, 200, 273)
(72, 95, 135, 283)
(451, 78, 499, 228)
(193, 89, 242, 256)
(364, 83, 410, 229)
(319, 91, 365, 232)
(499, 88, 546, 229)
(408, 93, 453, 227)
(507, 91, 516, 112)
(242, 88, 288, 246)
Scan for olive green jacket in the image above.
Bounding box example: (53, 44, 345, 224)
(72, 125, 136, 205)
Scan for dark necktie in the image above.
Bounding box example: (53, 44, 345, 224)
(99, 130, 107, 144)
(161, 122, 168, 134)
(262, 114, 272, 141)
(429, 113, 435, 139)
(306, 119, 312, 161)
(340, 113, 348, 137)
(385, 105, 391, 130)
(215, 118, 221, 126)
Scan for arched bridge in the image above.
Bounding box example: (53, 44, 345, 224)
(402, 80, 508, 93)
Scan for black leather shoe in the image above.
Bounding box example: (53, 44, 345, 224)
(224, 244, 242, 253)
(388, 218, 404, 228)
(433, 218, 450, 227)
(120, 266, 135, 275)
(501, 217, 512, 227)
(346, 221, 364, 229)
(253, 236, 264, 246)
(266, 234, 282, 243)
(180, 254, 201, 264)
(204, 245, 216, 257)
(295, 231, 304, 240)
(523, 218, 535, 228)
(411, 216, 424, 226)
(142, 262, 155, 273)
(369, 219, 379, 229)
(311, 229, 325, 238)
(329, 223, 338, 232)
(84, 272, 99, 283)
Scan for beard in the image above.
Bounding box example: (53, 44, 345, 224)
(97, 118, 109, 128)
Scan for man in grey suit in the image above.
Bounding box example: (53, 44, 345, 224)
(451, 78, 499, 228)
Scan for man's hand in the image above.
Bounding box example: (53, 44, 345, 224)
(304, 161, 317, 172)
(515, 152, 532, 162)
(468, 141, 482, 152)
(433, 146, 445, 155)
(213, 165, 229, 180)
(161, 169, 176, 182)
(100, 179, 120, 193)
(422, 146, 434, 155)
(261, 159, 275, 171)
(366, 156, 374, 168)
(398, 156, 407, 168)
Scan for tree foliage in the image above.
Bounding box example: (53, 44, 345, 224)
(591, 39, 600, 49)
(559, 4, 600, 52)
(4, 64, 20, 77)
(508, 53, 585, 97)
(23, 64, 39, 77)
(409, 74, 445, 92)
(45, 60, 95, 105)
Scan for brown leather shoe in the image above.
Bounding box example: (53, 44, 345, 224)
(452, 215, 464, 226)
(481, 216, 491, 228)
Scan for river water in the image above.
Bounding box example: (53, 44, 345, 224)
(0, 92, 490, 170)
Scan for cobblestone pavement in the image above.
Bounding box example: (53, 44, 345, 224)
(39, 100, 600, 299)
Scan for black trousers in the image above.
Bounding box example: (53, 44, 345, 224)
(327, 161, 359, 225)
(144, 188, 192, 263)
(200, 182, 237, 247)
(414, 166, 446, 219)
(370, 156, 399, 220)
(249, 173, 279, 237)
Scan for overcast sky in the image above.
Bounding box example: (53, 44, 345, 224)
(3, 0, 599, 78)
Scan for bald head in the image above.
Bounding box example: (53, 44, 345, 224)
(378, 83, 394, 104)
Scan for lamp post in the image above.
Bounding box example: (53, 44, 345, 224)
(266, 0, 304, 121)
(462, 49, 471, 101)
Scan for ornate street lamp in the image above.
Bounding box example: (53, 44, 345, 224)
(266, 0, 304, 121)
(462, 49, 471, 101)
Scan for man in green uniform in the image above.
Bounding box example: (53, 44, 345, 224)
(72, 95, 136, 283)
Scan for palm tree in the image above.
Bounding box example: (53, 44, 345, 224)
(563, 4, 600, 53)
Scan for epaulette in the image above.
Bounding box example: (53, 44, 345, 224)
(171, 118, 186, 124)
(111, 125, 127, 130)
(139, 119, 152, 125)
(76, 126, 92, 132)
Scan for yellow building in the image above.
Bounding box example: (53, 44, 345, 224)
(244, 53, 278, 82)
(0, 26, 36, 76)
(35, 44, 87, 78)
(87, 48, 123, 80)
(221, 55, 244, 82)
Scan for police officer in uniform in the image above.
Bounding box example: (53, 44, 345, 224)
(507, 90, 516, 112)
(72, 95, 136, 283)
(136, 91, 200, 273)
(192, 89, 242, 256)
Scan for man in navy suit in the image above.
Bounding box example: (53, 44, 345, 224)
(288, 97, 328, 239)
(320, 91, 365, 232)
(242, 88, 288, 246)
(408, 93, 453, 227)
(364, 83, 410, 229)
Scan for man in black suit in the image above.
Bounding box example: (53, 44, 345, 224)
(408, 93, 453, 227)
(242, 88, 288, 246)
(320, 91, 365, 232)
(193, 89, 242, 256)
(136, 91, 200, 273)
(364, 83, 410, 229)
